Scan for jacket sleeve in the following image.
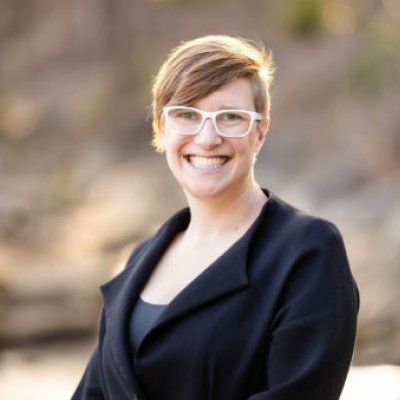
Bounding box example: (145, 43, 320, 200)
(71, 346, 106, 400)
(248, 220, 359, 400)
(71, 239, 150, 399)
(71, 306, 108, 399)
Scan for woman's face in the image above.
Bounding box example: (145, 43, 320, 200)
(162, 77, 269, 202)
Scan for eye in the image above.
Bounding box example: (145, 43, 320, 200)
(176, 110, 198, 120)
(221, 112, 244, 121)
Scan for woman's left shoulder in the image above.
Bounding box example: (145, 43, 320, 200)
(294, 213, 344, 249)
(266, 192, 345, 248)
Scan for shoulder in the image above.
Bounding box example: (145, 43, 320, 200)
(124, 206, 191, 271)
(251, 191, 353, 287)
(124, 238, 151, 270)
(259, 192, 345, 251)
(258, 193, 359, 311)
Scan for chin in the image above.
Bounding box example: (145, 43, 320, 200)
(182, 179, 241, 202)
(186, 187, 221, 199)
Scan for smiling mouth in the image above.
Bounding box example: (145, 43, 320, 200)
(185, 155, 230, 169)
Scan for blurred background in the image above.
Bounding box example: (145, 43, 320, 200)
(0, 0, 400, 398)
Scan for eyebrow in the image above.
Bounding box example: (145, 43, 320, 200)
(218, 105, 245, 110)
(190, 105, 253, 111)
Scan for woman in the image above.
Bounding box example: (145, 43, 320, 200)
(72, 35, 359, 400)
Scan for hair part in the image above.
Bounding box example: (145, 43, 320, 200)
(151, 35, 275, 152)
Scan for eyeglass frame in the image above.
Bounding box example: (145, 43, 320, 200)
(162, 105, 264, 138)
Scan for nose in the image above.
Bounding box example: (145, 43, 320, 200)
(194, 117, 222, 148)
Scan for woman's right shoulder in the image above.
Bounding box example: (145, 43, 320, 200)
(123, 207, 191, 272)
(124, 238, 151, 270)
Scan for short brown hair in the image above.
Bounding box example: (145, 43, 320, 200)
(151, 35, 274, 152)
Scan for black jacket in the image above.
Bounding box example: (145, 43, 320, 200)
(72, 191, 359, 400)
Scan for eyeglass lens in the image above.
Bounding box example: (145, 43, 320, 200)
(165, 108, 254, 137)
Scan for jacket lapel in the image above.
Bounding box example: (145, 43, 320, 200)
(153, 229, 251, 330)
(100, 208, 190, 396)
(151, 191, 272, 331)
(99, 199, 268, 394)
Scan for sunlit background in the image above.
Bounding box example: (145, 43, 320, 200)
(1, 0, 400, 398)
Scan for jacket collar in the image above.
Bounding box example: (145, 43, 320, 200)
(99, 191, 274, 395)
(99, 208, 189, 396)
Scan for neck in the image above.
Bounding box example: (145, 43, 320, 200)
(183, 183, 267, 241)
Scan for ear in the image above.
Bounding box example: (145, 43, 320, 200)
(257, 118, 269, 146)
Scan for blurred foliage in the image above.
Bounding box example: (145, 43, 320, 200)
(321, 0, 356, 35)
(126, 55, 154, 100)
(144, 0, 184, 4)
(76, 81, 114, 129)
(281, 0, 324, 36)
(0, 94, 39, 140)
(45, 162, 79, 209)
(381, 0, 400, 17)
(350, 21, 400, 95)
(279, 0, 400, 38)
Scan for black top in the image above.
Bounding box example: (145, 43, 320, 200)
(72, 190, 359, 400)
(129, 297, 167, 352)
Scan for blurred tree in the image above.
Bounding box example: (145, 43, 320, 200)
(350, 21, 400, 95)
(281, 0, 324, 36)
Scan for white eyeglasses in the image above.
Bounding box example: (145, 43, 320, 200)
(163, 105, 263, 138)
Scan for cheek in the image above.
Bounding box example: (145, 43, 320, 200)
(162, 130, 176, 154)
(163, 132, 187, 160)
(249, 130, 264, 152)
(234, 137, 258, 157)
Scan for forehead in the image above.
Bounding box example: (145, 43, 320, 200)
(193, 78, 255, 110)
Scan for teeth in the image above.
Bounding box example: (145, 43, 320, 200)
(188, 156, 227, 169)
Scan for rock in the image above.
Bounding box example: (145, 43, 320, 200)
(0, 157, 182, 346)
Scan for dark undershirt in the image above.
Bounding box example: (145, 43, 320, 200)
(129, 297, 167, 352)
